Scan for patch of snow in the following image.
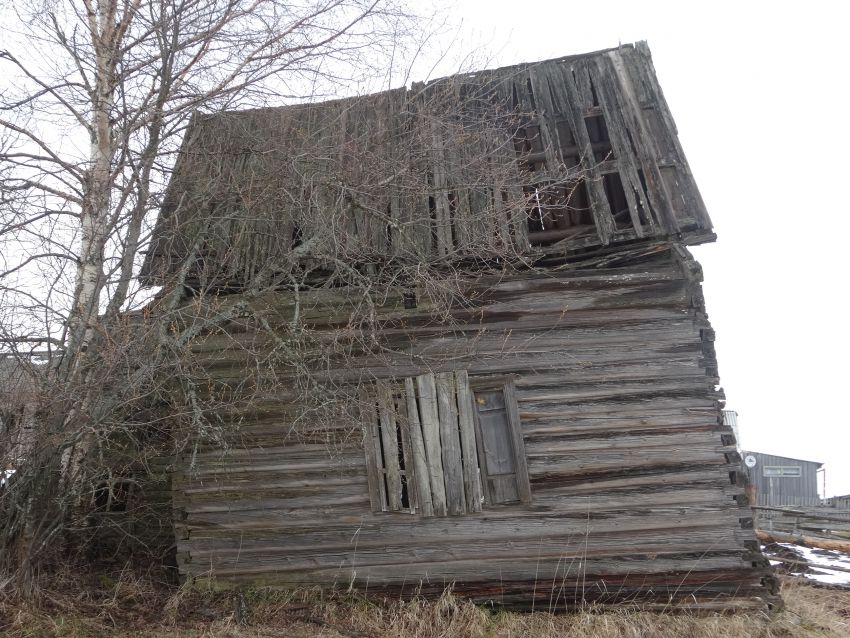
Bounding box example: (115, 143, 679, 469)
(772, 543, 850, 586)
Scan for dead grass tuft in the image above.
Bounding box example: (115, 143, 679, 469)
(0, 572, 847, 637)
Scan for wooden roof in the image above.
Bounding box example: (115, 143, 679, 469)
(142, 42, 713, 288)
(745, 451, 824, 468)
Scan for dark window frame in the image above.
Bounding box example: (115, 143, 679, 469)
(468, 377, 532, 506)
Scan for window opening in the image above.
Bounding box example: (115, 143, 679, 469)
(513, 117, 619, 247)
(402, 290, 417, 309)
(584, 115, 613, 162)
(473, 390, 519, 503)
(556, 120, 575, 148)
(395, 395, 411, 509)
(589, 76, 600, 107)
(526, 181, 594, 246)
(361, 372, 530, 516)
(525, 78, 537, 111)
(603, 173, 631, 230)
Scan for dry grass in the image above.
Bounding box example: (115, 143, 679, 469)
(0, 571, 847, 638)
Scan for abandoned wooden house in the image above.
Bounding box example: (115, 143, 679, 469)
(140, 43, 778, 609)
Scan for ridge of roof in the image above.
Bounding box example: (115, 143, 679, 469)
(744, 450, 825, 468)
(191, 42, 644, 121)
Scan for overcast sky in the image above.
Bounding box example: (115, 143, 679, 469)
(436, 0, 850, 495)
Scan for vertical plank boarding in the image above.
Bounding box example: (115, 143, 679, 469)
(377, 383, 403, 510)
(415, 373, 448, 516)
(454, 370, 483, 513)
(404, 378, 434, 517)
(359, 387, 385, 511)
(435, 372, 466, 515)
(504, 381, 532, 504)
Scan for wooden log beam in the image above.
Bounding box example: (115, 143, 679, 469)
(756, 529, 850, 554)
(763, 554, 850, 575)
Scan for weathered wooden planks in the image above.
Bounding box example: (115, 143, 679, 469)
(140, 41, 773, 609)
(435, 372, 466, 515)
(140, 43, 714, 289)
(169, 250, 775, 609)
(404, 377, 434, 516)
(359, 388, 384, 510)
(415, 373, 447, 516)
(361, 372, 489, 517)
(455, 370, 483, 513)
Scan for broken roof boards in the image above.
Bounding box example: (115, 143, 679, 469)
(142, 42, 712, 289)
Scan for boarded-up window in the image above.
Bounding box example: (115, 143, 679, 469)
(361, 372, 530, 517)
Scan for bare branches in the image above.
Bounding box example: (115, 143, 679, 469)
(1, 0, 419, 330)
(0, 49, 92, 133)
(0, 118, 86, 178)
(2, 181, 83, 206)
(0, 0, 427, 589)
(2, 253, 80, 280)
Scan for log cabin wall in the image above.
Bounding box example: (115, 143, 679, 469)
(172, 248, 777, 610)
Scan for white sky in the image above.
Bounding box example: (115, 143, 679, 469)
(439, 0, 850, 495)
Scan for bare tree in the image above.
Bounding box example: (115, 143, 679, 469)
(0, 0, 588, 596)
(0, 0, 425, 590)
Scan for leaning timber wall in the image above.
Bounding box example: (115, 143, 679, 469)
(172, 249, 776, 610)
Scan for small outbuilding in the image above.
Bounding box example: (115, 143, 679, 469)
(742, 451, 823, 508)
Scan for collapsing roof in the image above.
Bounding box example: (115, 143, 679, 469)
(142, 42, 712, 289)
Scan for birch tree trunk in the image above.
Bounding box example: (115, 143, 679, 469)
(0, 0, 422, 590)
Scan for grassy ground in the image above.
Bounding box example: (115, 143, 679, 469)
(0, 572, 847, 637)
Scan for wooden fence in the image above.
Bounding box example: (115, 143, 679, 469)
(753, 504, 850, 541)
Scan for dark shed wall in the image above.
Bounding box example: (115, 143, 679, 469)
(172, 251, 773, 609)
(744, 451, 821, 507)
